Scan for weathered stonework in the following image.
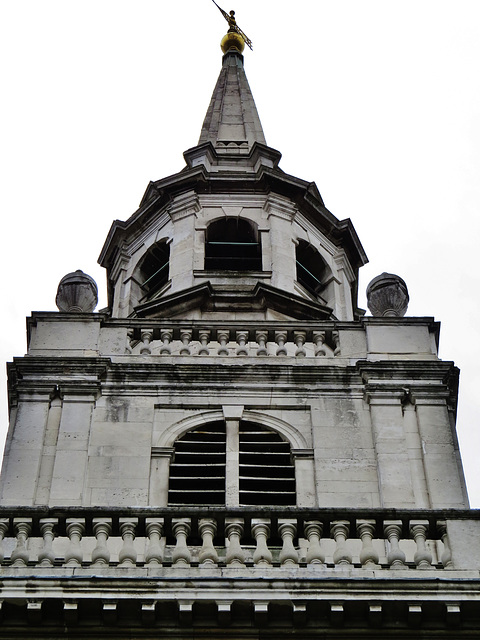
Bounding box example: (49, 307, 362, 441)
(0, 40, 477, 638)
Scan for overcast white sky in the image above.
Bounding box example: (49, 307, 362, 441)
(1, 1, 479, 505)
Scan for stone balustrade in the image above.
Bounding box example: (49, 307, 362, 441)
(127, 324, 341, 358)
(26, 313, 441, 361)
(0, 507, 471, 571)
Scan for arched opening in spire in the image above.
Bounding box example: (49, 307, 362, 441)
(205, 218, 262, 271)
(296, 240, 328, 298)
(138, 240, 170, 299)
(167, 420, 296, 507)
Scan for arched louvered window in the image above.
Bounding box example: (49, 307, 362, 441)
(139, 240, 170, 298)
(168, 421, 226, 506)
(239, 421, 296, 506)
(296, 239, 327, 297)
(167, 420, 295, 507)
(205, 218, 262, 271)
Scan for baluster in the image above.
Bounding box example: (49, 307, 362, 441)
(198, 518, 218, 566)
(217, 330, 230, 356)
(304, 521, 325, 565)
(278, 519, 298, 566)
(225, 518, 246, 566)
(145, 518, 164, 566)
(179, 329, 192, 355)
(10, 518, 32, 567)
(236, 331, 249, 356)
(159, 329, 173, 354)
(64, 519, 85, 567)
(140, 329, 153, 355)
(437, 521, 453, 569)
(332, 330, 341, 356)
(198, 329, 210, 356)
(275, 331, 288, 356)
(126, 328, 134, 354)
(356, 519, 379, 568)
(0, 518, 9, 565)
(331, 521, 352, 567)
(384, 520, 407, 569)
(252, 519, 272, 566)
(313, 331, 326, 356)
(294, 332, 307, 358)
(255, 330, 268, 356)
(410, 520, 433, 569)
(118, 518, 138, 566)
(172, 518, 191, 566)
(38, 518, 58, 567)
(91, 518, 112, 566)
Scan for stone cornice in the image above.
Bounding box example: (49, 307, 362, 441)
(7, 357, 111, 402)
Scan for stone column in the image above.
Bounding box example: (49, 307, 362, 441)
(366, 392, 415, 507)
(333, 250, 355, 321)
(223, 406, 243, 507)
(35, 394, 63, 505)
(259, 226, 271, 273)
(414, 397, 468, 508)
(193, 226, 206, 271)
(49, 391, 97, 506)
(0, 391, 51, 505)
(149, 448, 174, 506)
(169, 191, 199, 291)
(402, 398, 430, 508)
(265, 195, 296, 292)
(292, 449, 316, 507)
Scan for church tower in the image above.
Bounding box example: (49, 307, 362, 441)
(0, 16, 479, 638)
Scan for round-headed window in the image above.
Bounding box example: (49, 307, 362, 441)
(139, 241, 170, 298)
(205, 218, 262, 271)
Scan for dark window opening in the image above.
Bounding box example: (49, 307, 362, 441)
(205, 218, 262, 271)
(139, 241, 170, 298)
(239, 421, 296, 507)
(296, 240, 326, 297)
(167, 420, 296, 507)
(168, 421, 226, 506)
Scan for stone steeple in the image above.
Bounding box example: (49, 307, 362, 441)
(0, 11, 477, 635)
(198, 50, 266, 151)
(99, 37, 367, 321)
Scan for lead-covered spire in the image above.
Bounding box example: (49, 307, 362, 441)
(198, 50, 266, 152)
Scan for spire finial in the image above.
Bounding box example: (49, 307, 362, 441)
(211, 1, 253, 51)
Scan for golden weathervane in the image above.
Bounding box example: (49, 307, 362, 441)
(211, 0, 253, 50)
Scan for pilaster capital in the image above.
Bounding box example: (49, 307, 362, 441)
(151, 447, 175, 459)
(291, 448, 314, 459)
(363, 389, 404, 406)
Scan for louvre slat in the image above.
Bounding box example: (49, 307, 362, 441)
(239, 421, 295, 507)
(168, 420, 226, 506)
(168, 420, 295, 507)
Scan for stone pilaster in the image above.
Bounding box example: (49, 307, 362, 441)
(0, 391, 51, 506)
(49, 391, 97, 505)
(366, 391, 416, 507)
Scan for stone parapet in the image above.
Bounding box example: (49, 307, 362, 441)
(0, 507, 479, 632)
(25, 313, 440, 361)
(0, 506, 477, 571)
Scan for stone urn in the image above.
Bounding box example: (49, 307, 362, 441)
(366, 272, 409, 317)
(56, 270, 98, 313)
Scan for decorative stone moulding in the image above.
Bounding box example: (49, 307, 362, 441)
(366, 272, 409, 317)
(56, 270, 98, 313)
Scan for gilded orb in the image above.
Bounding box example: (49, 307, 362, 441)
(221, 31, 245, 54)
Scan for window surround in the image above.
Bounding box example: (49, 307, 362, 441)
(149, 407, 315, 508)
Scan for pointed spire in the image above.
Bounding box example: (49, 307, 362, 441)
(198, 51, 266, 153)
